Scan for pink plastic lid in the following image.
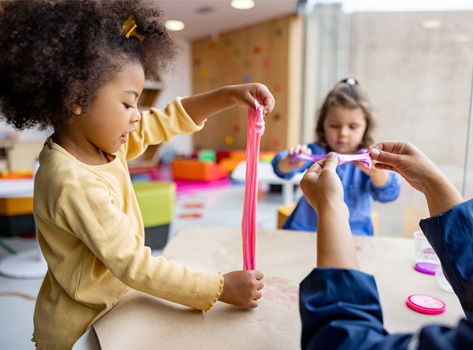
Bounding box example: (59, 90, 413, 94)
(406, 294, 446, 314)
(415, 262, 439, 275)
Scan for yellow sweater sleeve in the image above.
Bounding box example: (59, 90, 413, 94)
(125, 97, 205, 161)
(53, 173, 222, 311)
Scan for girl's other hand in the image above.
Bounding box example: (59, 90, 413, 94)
(353, 160, 390, 187)
(300, 152, 344, 214)
(288, 144, 312, 169)
(288, 144, 311, 157)
(219, 270, 264, 308)
(278, 144, 311, 172)
(228, 83, 275, 115)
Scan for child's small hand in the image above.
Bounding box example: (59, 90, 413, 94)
(219, 270, 264, 308)
(300, 152, 344, 214)
(278, 144, 311, 173)
(353, 160, 390, 187)
(227, 83, 275, 115)
(288, 144, 312, 167)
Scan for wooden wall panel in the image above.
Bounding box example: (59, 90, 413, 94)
(192, 15, 302, 152)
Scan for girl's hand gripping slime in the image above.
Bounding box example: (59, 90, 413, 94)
(290, 149, 373, 170)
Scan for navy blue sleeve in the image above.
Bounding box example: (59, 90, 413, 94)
(299, 268, 473, 349)
(300, 268, 412, 349)
(368, 172, 401, 203)
(420, 199, 473, 317)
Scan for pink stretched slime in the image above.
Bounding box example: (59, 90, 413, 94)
(289, 149, 372, 170)
(241, 100, 264, 270)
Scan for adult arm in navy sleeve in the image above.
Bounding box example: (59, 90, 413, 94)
(300, 268, 413, 349)
(299, 152, 412, 350)
(300, 203, 473, 349)
(298, 148, 473, 349)
(369, 141, 469, 312)
(420, 200, 473, 316)
(299, 267, 473, 349)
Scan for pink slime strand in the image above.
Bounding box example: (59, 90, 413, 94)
(289, 150, 372, 170)
(241, 100, 264, 270)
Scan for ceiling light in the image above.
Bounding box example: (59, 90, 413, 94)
(165, 20, 185, 31)
(421, 19, 442, 29)
(231, 0, 255, 10)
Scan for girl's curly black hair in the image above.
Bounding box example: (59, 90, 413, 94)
(0, 0, 177, 130)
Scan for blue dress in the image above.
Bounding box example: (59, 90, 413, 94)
(299, 199, 473, 349)
(271, 143, 400, 235)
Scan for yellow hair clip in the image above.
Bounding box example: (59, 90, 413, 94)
(122, 15, 145, 41)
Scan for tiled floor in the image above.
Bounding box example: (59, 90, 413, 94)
(0, 183, 284, 350)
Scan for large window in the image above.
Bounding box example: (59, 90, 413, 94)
(301, 1, 473, 236)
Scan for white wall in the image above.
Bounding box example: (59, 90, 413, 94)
(0, 120, 51, 142)
(155, 37, 193, 156)
(349, 10, 473, 236)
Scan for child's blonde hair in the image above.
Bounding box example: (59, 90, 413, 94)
(315, 77, 375, 150)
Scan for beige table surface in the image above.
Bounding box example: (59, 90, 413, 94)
(94, 227, 464, 349)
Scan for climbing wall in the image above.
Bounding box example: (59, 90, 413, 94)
(192, 14, 302, 152)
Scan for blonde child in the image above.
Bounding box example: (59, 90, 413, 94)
(272, 77, 399, 235)
(0, 1, 274, 349)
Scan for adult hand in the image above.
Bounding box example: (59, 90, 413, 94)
(370, 141, 443, 193)
(300, 152, 344, 214)
(370, 141, 462, 216)
(301, 152, 358, 269)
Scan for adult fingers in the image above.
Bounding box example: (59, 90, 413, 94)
(371, 141, 414, 155)
(370, 141, 399, 153)
(306, 160, 323, 176)
(373, 163, 395, 172)
(370, 147, 402, 167)
(321, 152, 338, 172)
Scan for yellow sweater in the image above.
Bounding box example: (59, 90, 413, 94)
(32, 98, 223, 349)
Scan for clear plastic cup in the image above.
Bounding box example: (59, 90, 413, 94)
(413, 231, 454, 292)
(413, 230, 439, 264)
(435, 265, 454, 293)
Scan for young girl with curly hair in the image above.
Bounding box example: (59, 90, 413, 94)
(272, 78, 399, 235)
(0, 1, 274, 348)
